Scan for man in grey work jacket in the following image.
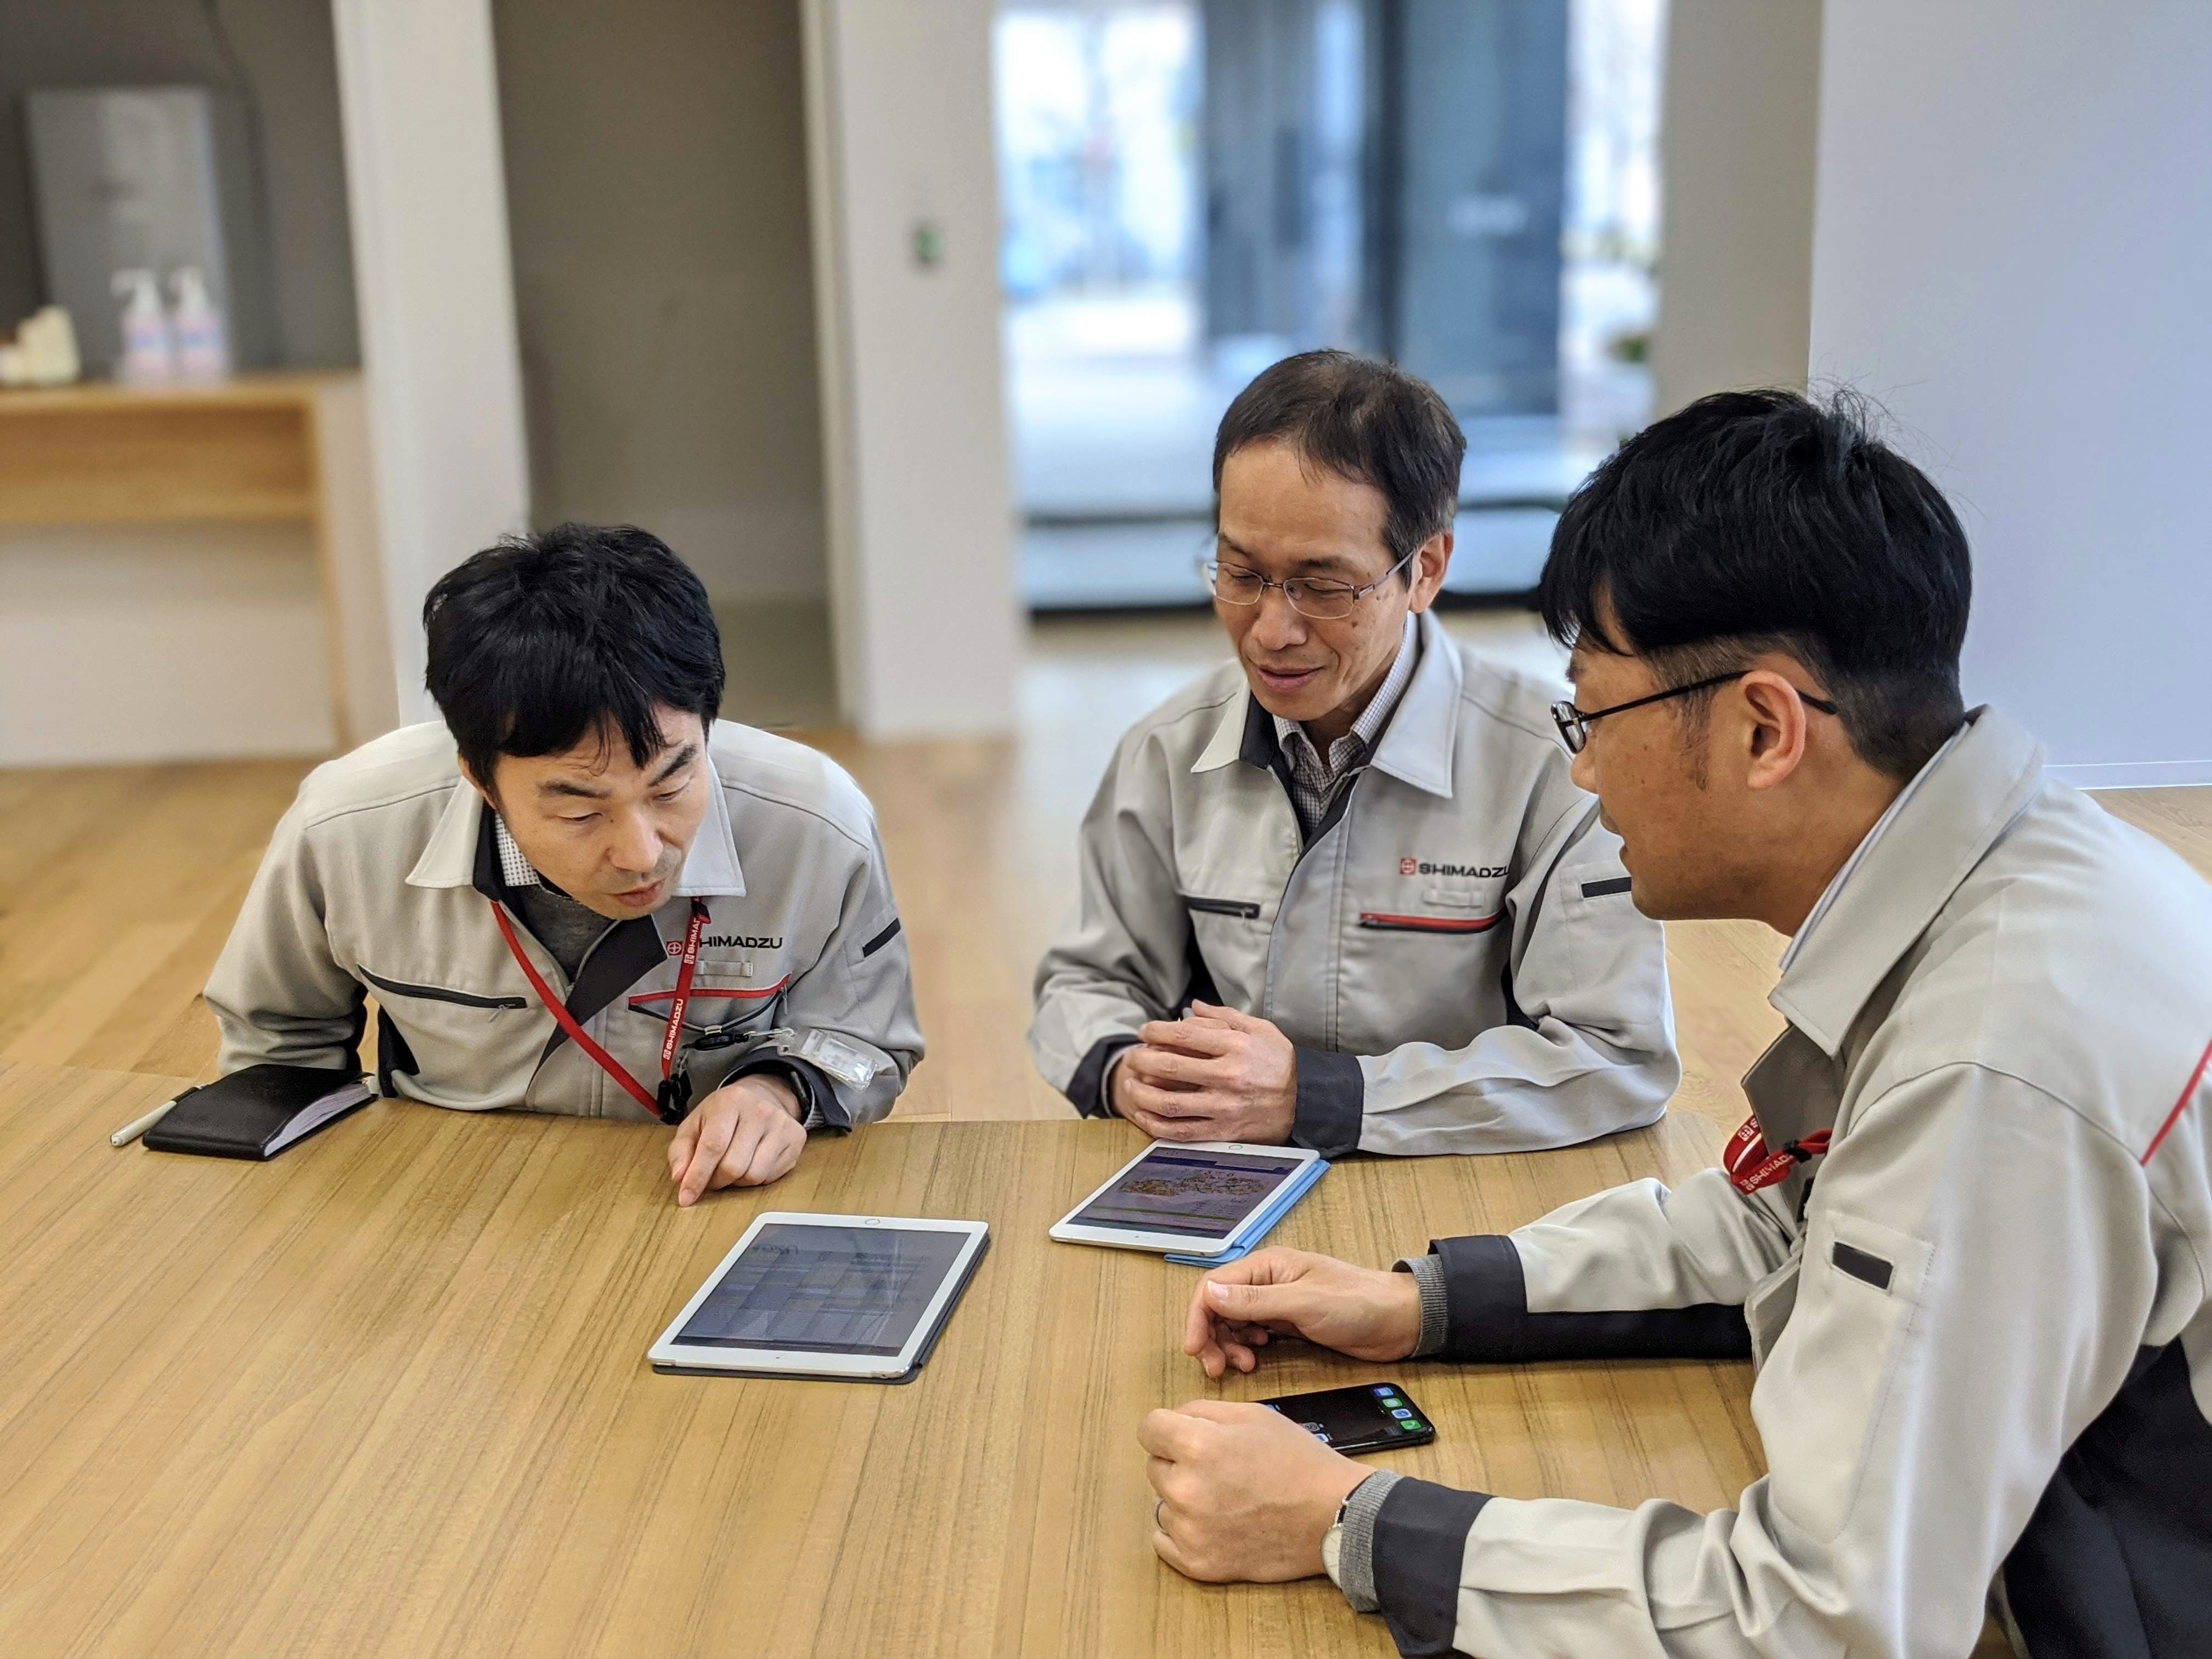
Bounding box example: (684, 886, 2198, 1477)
(206, 524, 921, 1203)
(1030, 350, 1678, 1159)
(1143, 391, 2212, 1657)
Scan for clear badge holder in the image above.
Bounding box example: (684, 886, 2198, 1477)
(740, 1026, 883, 1088)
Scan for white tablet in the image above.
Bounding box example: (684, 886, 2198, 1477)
(1048, 1141, 1323, 1256)
(648, 1212, 990, 1383)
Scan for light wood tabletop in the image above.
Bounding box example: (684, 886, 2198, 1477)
(0, 1059, 1762, 1657)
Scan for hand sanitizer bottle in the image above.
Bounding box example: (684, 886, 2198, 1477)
(112, 269, 173, 383)
(168, 267, 232, 382)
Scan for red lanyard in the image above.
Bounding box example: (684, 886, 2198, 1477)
(1724, 1114, 1832, 1195)
(489, 896, 709, 1124)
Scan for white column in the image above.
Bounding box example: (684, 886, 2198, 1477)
(331, 0, 531, 729)
(800, 0, 1020, 738)
(1808, 0, 2212, 785)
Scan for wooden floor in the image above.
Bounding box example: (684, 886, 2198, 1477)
(4, 610, 2208, 1165)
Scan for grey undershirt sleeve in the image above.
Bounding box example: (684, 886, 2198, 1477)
(1394, 1253, 1450, 1358)
(1331, 1469, 1403, 1613)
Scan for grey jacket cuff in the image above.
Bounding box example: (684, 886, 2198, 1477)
(1290, 1046, 1364, 1158)
(1330, 1469, 1402, 1613)
(1392, 1255, 1450, 1358)
(1371, 1478, 1492, 1656)
(1065, 1033, 1140, 1118)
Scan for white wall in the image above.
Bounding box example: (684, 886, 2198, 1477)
(1650, 0, 1822, 418)
(492, 0, 828, 609)
(800, 0, 1020, 738)
(0, 524, 332, 765)
(332, 0, 531, 730)
(1809, 0, 2212, 786)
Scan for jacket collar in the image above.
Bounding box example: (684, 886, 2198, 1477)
(1189, 608, 1460, 798)
(1191, 689, 1257, 772)
(405, 752, 748, 898)
(1770, 706, 2044, 1057)
(1365, 610, 1460, 798)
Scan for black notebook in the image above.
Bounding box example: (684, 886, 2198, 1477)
(143, 1064, 376, 1161)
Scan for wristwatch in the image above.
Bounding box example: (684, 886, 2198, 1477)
(1320, 1493, 1355, 1583)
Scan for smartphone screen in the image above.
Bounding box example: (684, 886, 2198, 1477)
(1261, 1383, 1436, 1453)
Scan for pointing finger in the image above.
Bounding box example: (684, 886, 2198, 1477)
(678, 1108, 741, 1206)
(667, 1111, 701, 1180)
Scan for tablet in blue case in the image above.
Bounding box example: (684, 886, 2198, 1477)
(1163, 1156, 1329, 1266)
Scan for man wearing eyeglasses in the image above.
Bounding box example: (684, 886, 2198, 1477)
(1029, 349, 1678, 1159)
(1141, 390, 2212, 1658)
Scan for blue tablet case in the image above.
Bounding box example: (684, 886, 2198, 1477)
(1163, 1157, 1329, 1267)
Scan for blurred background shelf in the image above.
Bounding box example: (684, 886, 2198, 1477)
(0, 372, 389, 763)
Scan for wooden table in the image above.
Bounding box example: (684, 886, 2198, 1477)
(0, 1060, 1760, 1657)
(0, 374, 389, 747)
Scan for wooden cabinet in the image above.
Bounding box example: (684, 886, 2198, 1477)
(0, 374, 390, 750)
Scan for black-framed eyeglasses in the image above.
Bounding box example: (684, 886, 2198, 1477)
(1549, 672, 1840, 755)
(1198, 547, 1418, 621)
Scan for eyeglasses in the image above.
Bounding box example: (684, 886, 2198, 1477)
(1549, 671, 1840, 755)
(1198, 548, 1418, 621)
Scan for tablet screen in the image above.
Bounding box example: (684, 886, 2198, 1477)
(1068, 1147, 1305, 1238)
(675, 1224, 969, 1355)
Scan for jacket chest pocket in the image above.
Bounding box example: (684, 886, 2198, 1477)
(359, 965, 527, 1048)
(1176, 895, 1273, 1008)
(1181, 895, 1260, 920)
(1355, 910, 1505, 935)
(360, 966, 526, 1012)
(1357, 873, 1506, 935)
(359, 966, 534, 1091)
(1421, 879, 1506, 913)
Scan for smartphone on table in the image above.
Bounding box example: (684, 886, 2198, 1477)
(1262, 1382, 1435, 1453)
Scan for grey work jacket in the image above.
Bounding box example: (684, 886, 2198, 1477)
(1029, 611, 1678, 1157)
(205, 719, 922, 1127)
(1344, 707, 2212, 1658)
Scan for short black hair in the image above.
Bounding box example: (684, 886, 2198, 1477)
(1539, 388, 1971, 781)
(1212, 349, 1466, 564)
(423, 523, 725, 791)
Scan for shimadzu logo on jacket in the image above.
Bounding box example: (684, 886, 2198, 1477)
(1401, 859, 1508, 878)
(669, 934, 784, 955)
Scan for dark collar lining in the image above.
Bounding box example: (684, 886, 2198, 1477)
(537, 918, 673, 1067)
(471, 803, 515, 901)
(1237, 690, 1279, 771)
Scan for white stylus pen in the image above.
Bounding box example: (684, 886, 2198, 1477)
(110, 1099, 178, 1148)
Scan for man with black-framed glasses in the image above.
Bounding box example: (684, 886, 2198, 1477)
(1549, 668, 1839, 757)
(1029, 349, 1678, 1159)
(1141, 388, 2212, 1659)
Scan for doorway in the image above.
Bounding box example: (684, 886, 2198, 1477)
(996, 0, 1664, 612)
